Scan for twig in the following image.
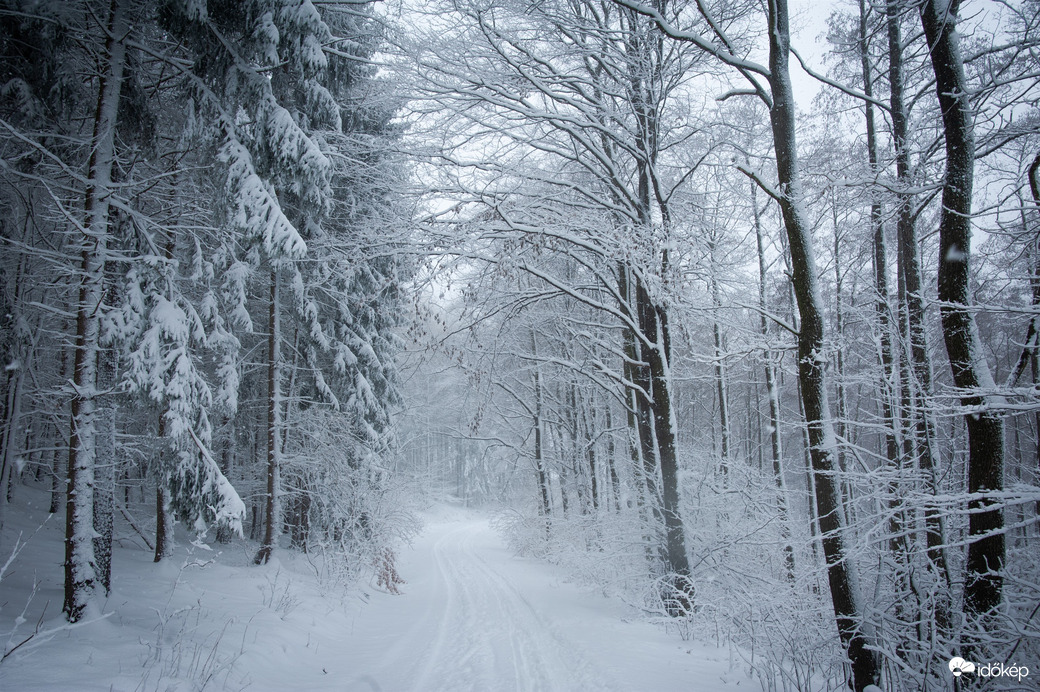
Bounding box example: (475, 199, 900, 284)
(117, 498, 154, 551)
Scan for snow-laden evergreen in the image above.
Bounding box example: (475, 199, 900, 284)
(1, 0, 1039, 690)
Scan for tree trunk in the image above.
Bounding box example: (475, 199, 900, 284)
(154, 482, 174, 562)
(862, 2, 918, 653)
(636, 276, 692, 594)
(1007, 155, 1040, 520)
(887, 3, 952, 603)
(605, 404, 621, 512)
(832, 196, 848, 474)
(633, 275, 662, 521)
(753, 182, 793, 580)
(531, 336, 552, 531)
(581, 391, 600, 512)
(49, 344, 69, 515)
(215, 416, 236, 544)
(766, 0, 878, 687)
(565, 383, 589, 514)
(289, 486, 311, 552)
(255, 269, 281, 565)
(709, 236, 730, 480)
(1005, 155, 1040, 392)
(619, 264, 665, 570)
(920, 0, 1005, 624)
(64, 0, 126, 622)
(861, 0, 904, 538)
(0, 346, 24, 536)
(555, 426, 571, 516)
(93, 342, 116, 592)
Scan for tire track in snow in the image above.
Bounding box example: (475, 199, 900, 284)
(408, 518, 615, 692)
(346, 522, 461, 691)
(409, 522, 470, 691)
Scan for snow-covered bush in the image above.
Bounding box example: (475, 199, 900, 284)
(281, 408, 420, 591)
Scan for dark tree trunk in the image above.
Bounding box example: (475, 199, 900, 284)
(154, 483, 174, 562)
(255, 269, 281, 565)
(619, 265, 665, 569)
(215, 416, 236, 544)
(289, 488, 311, 552)
(920, 0, 1005, 624)
(605, 404, 621, 512)
(0, 337, 23, 533)
(887, 4, 952, 604)
(555, 427, 571, 516)
(1005, 154, 1040, 392)
(581, 393, 599, 512)
(153, 408, 174, 562)
(831, 199, 848, 479)
(93, 342, 116, 592)
(633, 275, 661, 521)
(50, 346, 69, 516)
(766, 0, 879, 687)
(636, 277, 692, 608)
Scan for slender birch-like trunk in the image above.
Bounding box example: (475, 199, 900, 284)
(753, 182, 793, 579)
(860, 0, 904, 543)
(708, 235, 730, 479)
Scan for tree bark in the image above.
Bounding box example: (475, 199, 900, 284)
(580, 391, 600, 512)
(531, 333, 552, 530)
(636, 276, 692, 604)
(154, 483, 174, 562)
(831, 197, 848, 478)
(255, 269, 282, 565)
(215, 416, 236, 544)
(765, 0, 879, 687)
(861, 0, 904, 536)
(1005, 156, 1040, 390)
(93, 341, 116, 592)
(1007, 156, 1040, 517)
(920, 0, 1005, 623)
(619, 264, 665, 570)
(753, 182, 793, 580)
(605, 404, 621, 512)
(0, 337, 24, 536)
(709, 235, 730, 480)
(887, 3, 952, 603)
(64, 0, 126, 622)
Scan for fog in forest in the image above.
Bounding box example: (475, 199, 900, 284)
(1, 0, 1038, 690)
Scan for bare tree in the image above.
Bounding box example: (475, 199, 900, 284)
(615, 0, 880, 686)
(919, 0, 1005, 629)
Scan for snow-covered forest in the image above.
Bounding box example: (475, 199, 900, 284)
(1, 0, 1038, 690)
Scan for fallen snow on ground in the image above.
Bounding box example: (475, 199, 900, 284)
(1, 492, 749, 691)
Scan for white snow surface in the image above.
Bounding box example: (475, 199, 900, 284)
(1, 493, 745, 691)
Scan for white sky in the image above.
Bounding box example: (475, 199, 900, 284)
(789, 0, 834, 106)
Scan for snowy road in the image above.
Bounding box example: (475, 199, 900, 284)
(0, 497, 741, 692)
(341, 508, 740, 692)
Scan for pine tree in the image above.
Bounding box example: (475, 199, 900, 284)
(160, 0, 403, 563)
